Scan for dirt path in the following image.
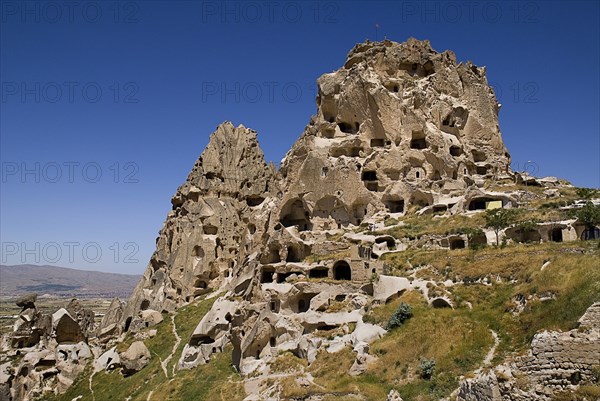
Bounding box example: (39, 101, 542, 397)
(475, 329, 500, 374)
(88, 370, 96, 401)
(160, 313, 182, 378)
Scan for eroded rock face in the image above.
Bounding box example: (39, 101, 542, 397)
(279, 38, 511, 226)
(116, 39, 518, 376)
(120, 122, 278, 328)
(52, 309, 85, 344)
(457, 302, 600, 401)
(120, 341, 151, 376)
(97, 298, 124, 341)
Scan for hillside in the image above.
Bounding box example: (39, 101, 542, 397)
(0, 265, 140, 298)
(46, 240, 600, 401)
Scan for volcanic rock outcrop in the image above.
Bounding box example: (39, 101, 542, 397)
(121, 122, 279, 325)
(2, 38, 598, 401)
(119, 38, 519, 375)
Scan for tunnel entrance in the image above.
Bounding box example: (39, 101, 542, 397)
(333, 261, 352, 280)
(280, 198, 312, 231)
(550, 228, 563, 242)
(410, 131, 427, 149)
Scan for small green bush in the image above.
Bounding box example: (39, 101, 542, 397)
(386, 302, 413, 330)
(419, 358, 436, 380)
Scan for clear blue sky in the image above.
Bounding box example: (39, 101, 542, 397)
(1, 1, 599, 274)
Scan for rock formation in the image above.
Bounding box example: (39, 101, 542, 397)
(2, 38, 598, 401)
(121, 122, 278, 324)
(118, 38, 520, 376)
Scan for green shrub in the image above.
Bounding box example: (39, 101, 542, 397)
(386, 302, 413, 330)
(419, 358, 436, 380)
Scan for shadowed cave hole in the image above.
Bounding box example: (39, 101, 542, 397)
(333, 261, 351, 280)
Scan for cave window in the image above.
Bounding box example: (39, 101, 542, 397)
(370, 138, 385, 147)
(261, 269, 274, 283)
(203, 225, 218, 235)
(581, 227, 600, 240)
(468, 197, 501, 211)
(140, 300, 150, 311)
(309, 267, 328, 279)
(366, 182, 378, 191)
(416, 171, 420, 179)
(450, 238, 465, 249)
(432, 298, 452, 308)
(433, 205, 447, 214)
(472, 150, 487, 162)
(450, 146, 462, 157)
(194, 279, 207, 289)
(280, 199, 311, 231)
(298, 299, 308, 313)
(286, 246, 300, 263)
(476, 166, 488, 175)
(384, 200, 404, 213)
(246, 196, 265, 207)
(569, 371, 581, 385)
(362, 171, 377, 181)
(410, 131, 427, 149)
(550, 228, 563, 242)
(338, 122, 358, 134)
(333, 261, 352, 280)
(193, 246, 204, 258)
(269, 337, 276, 347)
(393, 85, 399, 92)
(321, 167, 328, 177)
(269, 301, 280, 313)
(248, 224, 256, 234)
(124, 317, 132, 332)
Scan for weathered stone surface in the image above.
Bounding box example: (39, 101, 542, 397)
(457, 302, 600, 401)
(387, 389, 404, 401)
(278, 38, 511, 227)
(15, 294, 37, 310)
(66, 299, 95, 339)
(121, 122, 278, 326)
(52, 309, 85, 344)
(97, 298, 124, 339)
(55, 342, 92, 393)
(120, 341, 151, 376)
(94, 347, 121, 372)
(0, 362, 14, 401)
(11, 307, 51, 349)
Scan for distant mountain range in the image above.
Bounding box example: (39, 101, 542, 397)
(0, 264, 141, 298)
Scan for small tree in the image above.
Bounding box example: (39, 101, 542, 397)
(576, 187, 598, 200)
(573, 202, 600, 240)
(516, 219, 539, 243)
(461, 227, 486, 250)
(485, 208, 517, 246)
(386, 302, 413, 330)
